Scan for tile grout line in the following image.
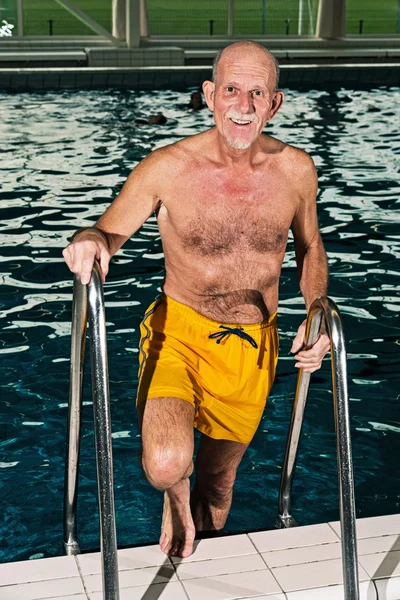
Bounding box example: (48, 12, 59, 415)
(245, 533, 288, 598)
(222, 595, 287, 600)
(172, 563, 191, 600)
(0, 577, 89, 600)
(327, 521, 342, 539)
(166, 554, 191, 598)
(327, 520, 391, 598)
(74, 555, 91, 600)
(170, 540, 275, 597)
(169, 555, 200, 600)
(141, 555, 191, 600)
(246, 529, 382, 599)
(179, 579, 192, 600)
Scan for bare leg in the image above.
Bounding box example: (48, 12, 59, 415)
(139, 397, 196, 558)
(191, 435, 248, 532)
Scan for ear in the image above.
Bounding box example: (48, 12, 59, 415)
(202, 80, 215, 112)
(268, 90, 284, 121)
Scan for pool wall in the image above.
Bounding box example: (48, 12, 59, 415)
(0, 63, 399, 92)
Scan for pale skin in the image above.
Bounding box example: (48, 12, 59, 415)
(63, 42, 330, 558)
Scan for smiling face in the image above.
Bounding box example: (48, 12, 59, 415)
(203, 44, 284, 152)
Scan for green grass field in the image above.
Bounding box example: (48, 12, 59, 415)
(1, 0, 398, 37)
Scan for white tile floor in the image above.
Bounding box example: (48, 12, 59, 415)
(1, 514, 400, 600)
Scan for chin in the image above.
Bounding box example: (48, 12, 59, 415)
(226, 138, 252, 150)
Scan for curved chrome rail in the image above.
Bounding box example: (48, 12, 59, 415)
(63, 261, 120, 600)
(277, 296, 359, 600)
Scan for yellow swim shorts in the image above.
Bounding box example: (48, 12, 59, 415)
(136, 295, 279, 445)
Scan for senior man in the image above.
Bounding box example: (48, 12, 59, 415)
(63, 41, 330, 559)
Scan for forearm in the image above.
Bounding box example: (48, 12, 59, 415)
(296, 238, 329, 311)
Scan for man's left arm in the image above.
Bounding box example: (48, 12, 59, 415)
(290, 154, 330, 373)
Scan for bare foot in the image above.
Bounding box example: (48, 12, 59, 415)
(159, 478, 196, 558)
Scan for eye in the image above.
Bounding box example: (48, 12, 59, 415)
(226, 86, 234, 93)
(252, 90, 263, 97)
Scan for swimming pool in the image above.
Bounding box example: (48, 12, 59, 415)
(0, 86, 399, 564)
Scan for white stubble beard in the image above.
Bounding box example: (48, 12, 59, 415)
(225, 113, 259, 150)
(225, 138, 252, 150)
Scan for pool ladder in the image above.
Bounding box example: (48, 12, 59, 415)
(63, 262, 359, 600)
(277, 296, 359, 600)
(63, 261, 119, 600)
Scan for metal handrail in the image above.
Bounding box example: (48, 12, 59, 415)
(63, 261, 120, 600)
(277, 296, 359, 600)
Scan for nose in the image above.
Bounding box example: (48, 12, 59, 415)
(237, 91, 254, 114)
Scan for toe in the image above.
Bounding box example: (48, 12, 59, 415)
(159, 532, 172, 555)
(180, 537, 194, 558)
(170, 537, 181, 556)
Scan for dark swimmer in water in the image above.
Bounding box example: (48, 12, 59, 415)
(135, 113, 167, 125)
(188, 91, 204, 110)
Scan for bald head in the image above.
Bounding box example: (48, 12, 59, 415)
(212, 42, 280, 91)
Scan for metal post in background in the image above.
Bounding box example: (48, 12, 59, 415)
(307, 0, 314, 34)
(114, 0, 148, 40)
(298, 0, 314, 35)
(126, 0, 140, 47)
(140, 0, 149, 37)
(227, 0, 234, 36)
(261, 0, 266, 35)
(316, 0, 346, 39)
(298, 0, 304, 34)
(397, 0, 400, 33)
(277, 297, 359, 600)
(113, 0, 126, 40)
(16, 0, 23, 36)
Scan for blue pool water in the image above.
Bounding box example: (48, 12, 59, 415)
(0, 87, 399, 563)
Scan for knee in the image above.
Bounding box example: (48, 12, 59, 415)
(142, 446, 193, 490)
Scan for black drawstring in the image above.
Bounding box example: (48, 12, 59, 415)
(208, 326, 258, 349)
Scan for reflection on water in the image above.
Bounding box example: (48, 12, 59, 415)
(0, 87, 399, 563)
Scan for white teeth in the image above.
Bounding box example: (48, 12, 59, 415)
(231, 118, 251, 125)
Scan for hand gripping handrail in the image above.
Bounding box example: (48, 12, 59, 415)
(63, 261, 120, 600)
(277, 296, 359, 600)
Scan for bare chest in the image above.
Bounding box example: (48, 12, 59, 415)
(160, 173, 296, 257)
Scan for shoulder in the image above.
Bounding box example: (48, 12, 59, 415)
(262, 136, 316, 175)
(260, 135, 317, 192)
(132, 142, 176, 175)
(133, 132, 206, 180)
(276, 141, 318, 200)
(283, 143, 317, 184)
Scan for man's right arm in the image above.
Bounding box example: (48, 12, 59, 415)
(62, 148, 166, 284)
